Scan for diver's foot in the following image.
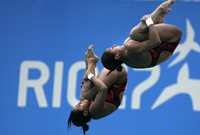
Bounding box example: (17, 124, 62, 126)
(168, 0, 176, 4)
(85, 45, 99, 64)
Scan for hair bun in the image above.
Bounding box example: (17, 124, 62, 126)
(82, 124, 89, 131)
(82, 124, 89, 135)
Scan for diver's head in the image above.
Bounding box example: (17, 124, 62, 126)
(101, 45, 124, 71)
(68, 100, 91, 135)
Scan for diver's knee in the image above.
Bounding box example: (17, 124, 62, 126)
(171, 26, 182, 42)
(175, 27, 182, 39)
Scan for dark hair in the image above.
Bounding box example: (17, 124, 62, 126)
(68, 110, 91, 135)
(101, 50, 123, 71)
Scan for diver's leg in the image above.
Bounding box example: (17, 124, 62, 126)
(84, 45, 99, 77)
(80, 46, 99, 100)
(149, 23, 182, 65)
(81, 46, 108, 102)
(129, 0, 176, 41)
(83, 47, 110, 116)
(150, 0, 176, 24)
(154, 23, 182, 43)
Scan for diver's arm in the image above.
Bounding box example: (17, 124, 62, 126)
(126, 25, 161, 53)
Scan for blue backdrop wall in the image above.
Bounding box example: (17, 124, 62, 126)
(1, 0, 200, 135)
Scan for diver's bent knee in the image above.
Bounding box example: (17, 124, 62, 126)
(171, 26, 182, 42)
(174, 26, 182, 39)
